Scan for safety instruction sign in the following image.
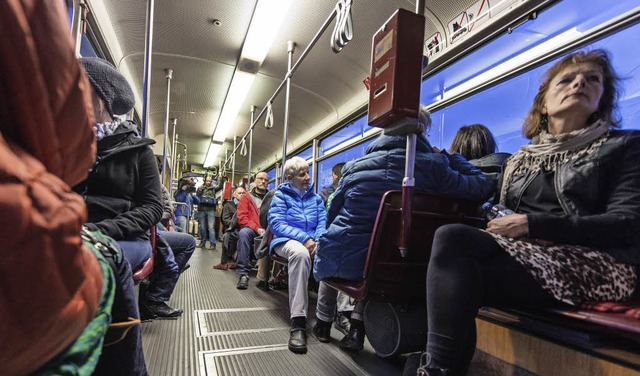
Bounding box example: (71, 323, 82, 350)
(425, 32, 443, 57)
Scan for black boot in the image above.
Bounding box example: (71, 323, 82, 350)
(146, 301, 183, 319)
(312, 319, 332, 343)
(404, 353, 453, 376)
(339, 318, 365, 351)
(289, 317, 307, 354)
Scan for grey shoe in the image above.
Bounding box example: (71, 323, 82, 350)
(334, 311, 351, 336)
(237, 275, 249, 290)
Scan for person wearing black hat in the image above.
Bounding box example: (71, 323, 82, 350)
(74, 57, 177, 375)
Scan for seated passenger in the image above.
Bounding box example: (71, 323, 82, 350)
(268, 157, 327, 354)
(214, 186, 246, 270)
(449, 123, 510, 187)
(312, 109, 494, 351)
(0, 2, 112, 373)
(320, 162, 354, 335)
(74, 57, 163, 374)
(235, 171, 270, 289)
(406, 49, 640, 375)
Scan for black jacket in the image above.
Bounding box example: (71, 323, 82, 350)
(75, 121, 163, 240)
(221, 200, 237, 232)
(503, 130, 640, 265)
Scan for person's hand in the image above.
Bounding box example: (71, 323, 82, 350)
(486, 214, 529, 239)
(257, 228, 266, 236)
(304, 239, 317, 257)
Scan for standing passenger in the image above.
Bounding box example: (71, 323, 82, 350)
(196, 175, 218, 249)
(268, 157, 327, 354)
(406, 49, 640, 375)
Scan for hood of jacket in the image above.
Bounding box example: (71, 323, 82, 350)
(96, 120, 155, 161)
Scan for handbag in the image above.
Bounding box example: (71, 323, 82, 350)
(254, 227, 273, 259)
(200, 196, 217, 206)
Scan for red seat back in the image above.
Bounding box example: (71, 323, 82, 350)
(326, 190, 484, 303)
(132, 226, 156, 284)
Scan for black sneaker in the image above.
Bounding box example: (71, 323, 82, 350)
(237, 275, 249, 290)
(197, 242, 206, 248)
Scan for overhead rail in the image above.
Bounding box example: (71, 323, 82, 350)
(221, 0, 354, 174)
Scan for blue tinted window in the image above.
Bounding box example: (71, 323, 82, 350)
(422, 0, 640, 153)
(319, 115, 373, 155)
(317, 138, 375, 190)
(294, 146, 313, 162)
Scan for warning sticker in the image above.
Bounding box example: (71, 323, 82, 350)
(466, 0, 490, 32)
(425, 32, 443, 57)
(374, 30, 394, 63)
(448, 11, 468, 44)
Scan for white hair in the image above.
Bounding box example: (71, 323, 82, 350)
(283, 156, 308, 180)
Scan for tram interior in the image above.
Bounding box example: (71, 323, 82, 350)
(67, 0, 640, 375)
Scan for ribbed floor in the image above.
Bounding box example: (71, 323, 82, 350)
(141, 246, 402, 376)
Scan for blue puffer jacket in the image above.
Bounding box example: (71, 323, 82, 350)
(313, 133, 494, 281)
(174, 190, 199, 218)
(268, 182, 327, 254)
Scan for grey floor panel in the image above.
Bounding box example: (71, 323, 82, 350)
(140, 245, 401, 375)
(200, 343, 368, 376)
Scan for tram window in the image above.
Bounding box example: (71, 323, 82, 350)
(423, 0, 640, 153)
(317, 138, 375, 190)
(294, 146, 313, 161)
(319, 115, 373, 156)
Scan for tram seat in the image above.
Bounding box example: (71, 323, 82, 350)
(476, 300, 640, 373)
(323, 190, 484, 304)
(132, 225, 156, 284)
(323, 190, 484, 358)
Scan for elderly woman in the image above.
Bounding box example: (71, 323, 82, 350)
(268, 156, 327, 354)
(407, 49, 640, 375)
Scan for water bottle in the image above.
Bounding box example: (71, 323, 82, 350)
(482, 202, 515, 220)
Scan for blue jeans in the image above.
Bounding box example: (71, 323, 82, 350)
(95, 240, 147, 376)
(235, 227, 258, 276)
(198, 210, 216, 245)
(158, 230, 196, 272)
(175, 215, 188, 233)
(118, 237, 153, 271)
(145, 232, 180, 303)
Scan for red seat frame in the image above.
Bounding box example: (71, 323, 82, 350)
(324, 190, 484, 304)
(132, 225, 156, 284)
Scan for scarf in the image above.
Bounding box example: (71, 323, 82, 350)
(94, 117, 123, 141)
(499, 120, 610, 206)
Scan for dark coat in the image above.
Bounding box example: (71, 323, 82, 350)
(469, 152, 511, 190)
(314, 133, 494, 281)
(506, 130, 640, 265)
(75, 121, 163, 240)
(221, 199, 238, 232)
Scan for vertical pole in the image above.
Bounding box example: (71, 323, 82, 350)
(70, 0, 85, 57)
(170, 119, 177, 197)
(161, 69, 173, 186)
(141, 0, 155, 138)
(399, 1, 426, 258)
(312, 138, 319, 193)
(231, 137, 237, 188)
(248, 106, 255, 185)
(280, 41, 296, 176)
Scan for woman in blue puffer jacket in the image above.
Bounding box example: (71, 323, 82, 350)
(268, 156, 327, 355)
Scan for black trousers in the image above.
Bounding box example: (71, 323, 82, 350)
(426, 224, 556, 374)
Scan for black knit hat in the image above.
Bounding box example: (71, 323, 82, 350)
(80, 57, 135, 116)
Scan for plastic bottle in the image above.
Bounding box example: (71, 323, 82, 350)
(482, 202, 515, 220)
